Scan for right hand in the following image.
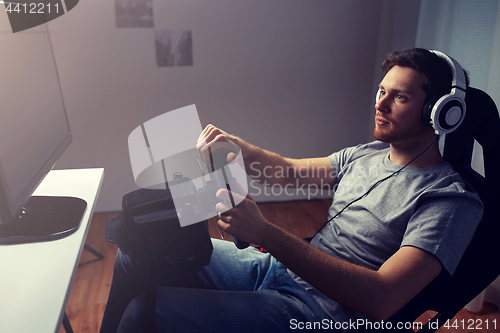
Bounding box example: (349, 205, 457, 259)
(196, 125, 241, 165)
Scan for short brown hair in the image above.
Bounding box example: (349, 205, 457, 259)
(382, 48, 467, 103)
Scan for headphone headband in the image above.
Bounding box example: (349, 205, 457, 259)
(429, 50, 467, 92)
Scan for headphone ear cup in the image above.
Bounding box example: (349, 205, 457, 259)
(425, 94, 466, 135)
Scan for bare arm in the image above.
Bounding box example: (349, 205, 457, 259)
(196, 125, 335, 188)
(261, 224, 442, 321)
(216, 190, 443, 321)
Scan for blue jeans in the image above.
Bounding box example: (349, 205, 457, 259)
(100, 239, 332, 332)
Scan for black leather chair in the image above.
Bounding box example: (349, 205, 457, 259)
(383, 87, 500, 331)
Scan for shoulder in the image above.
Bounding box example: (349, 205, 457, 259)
(421, 162, 482, 204)
(408, 161, 483, 225)
(403, 163, 483, 276)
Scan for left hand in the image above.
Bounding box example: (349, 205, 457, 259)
(196, 125, 240, 165)
(215, 189, 271, 246)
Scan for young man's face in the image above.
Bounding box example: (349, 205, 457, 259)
(373, 66, 430, 144)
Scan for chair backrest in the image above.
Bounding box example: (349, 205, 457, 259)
(388, 87, 500, 330)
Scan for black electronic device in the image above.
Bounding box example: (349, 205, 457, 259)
(0, 11, 86, 244)
(209, 149, 250, 250)
(106, 148, 249, 270)
(106, 181, 213, 270)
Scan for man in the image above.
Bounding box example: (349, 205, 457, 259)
(100, 48, 483, 332)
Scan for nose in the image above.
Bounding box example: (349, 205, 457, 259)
(375, 90, 388, 113)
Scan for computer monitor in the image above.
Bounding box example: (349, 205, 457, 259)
(0, 9, 86, 244)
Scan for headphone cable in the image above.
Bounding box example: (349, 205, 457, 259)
(324, 135, 440, 224)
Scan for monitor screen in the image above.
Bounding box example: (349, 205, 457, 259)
(0, 10, 73, 227)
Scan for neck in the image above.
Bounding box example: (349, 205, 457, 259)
(389, 135, 443, 168)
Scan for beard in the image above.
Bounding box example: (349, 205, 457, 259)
(373, 121, 427, 144)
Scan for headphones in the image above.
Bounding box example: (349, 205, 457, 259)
(376, 50, 467, 135)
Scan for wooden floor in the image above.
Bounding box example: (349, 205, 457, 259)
(62, 199, 499, 332)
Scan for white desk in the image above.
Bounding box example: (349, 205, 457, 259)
(0, 168, 104, 333)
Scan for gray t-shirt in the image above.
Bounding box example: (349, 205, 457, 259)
(289, 141, 483, 327)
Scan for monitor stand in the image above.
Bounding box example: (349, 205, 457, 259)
(0, 196, 87, 245)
